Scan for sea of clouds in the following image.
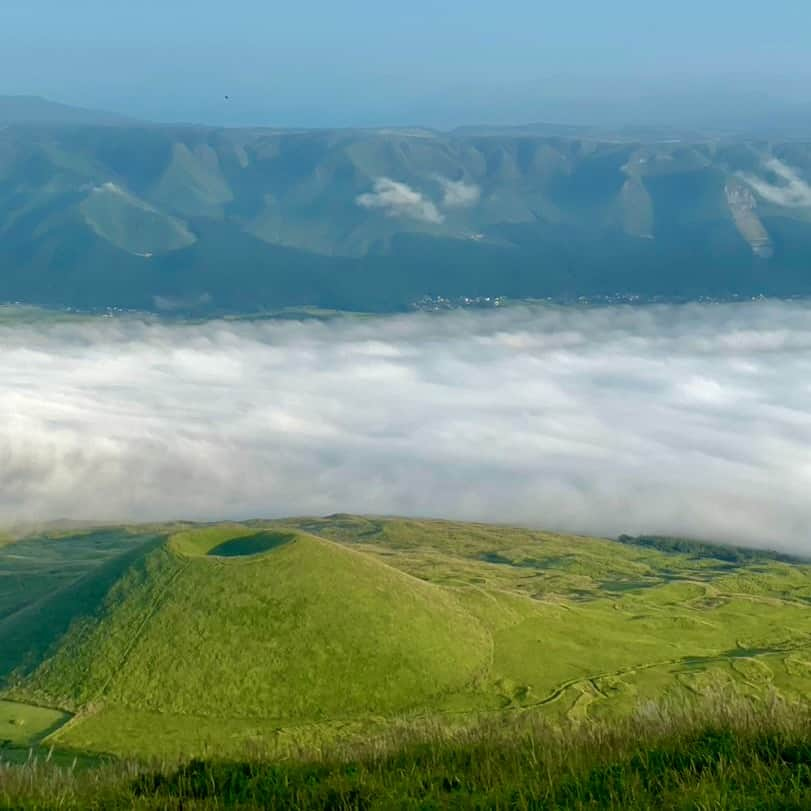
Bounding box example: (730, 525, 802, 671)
(2, 301, 810, 553)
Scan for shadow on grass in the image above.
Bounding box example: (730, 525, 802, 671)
(207, 532, 295, 558)
(130, 725, 811, 810)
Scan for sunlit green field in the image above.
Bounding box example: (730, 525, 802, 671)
(0, 516, 809, 762)
(0, 701, 69, 748)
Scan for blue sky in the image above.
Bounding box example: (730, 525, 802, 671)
(2, 0, 810, 127)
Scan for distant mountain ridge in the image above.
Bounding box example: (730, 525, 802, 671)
(0, 95, 135, 127)
(2, 107, 811, 313)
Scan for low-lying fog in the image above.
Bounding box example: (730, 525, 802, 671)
(2, 301, 810, 553)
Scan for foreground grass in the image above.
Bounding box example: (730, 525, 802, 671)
(2, 698, 810, 809)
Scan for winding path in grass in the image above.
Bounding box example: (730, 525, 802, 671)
(525, 635, 811, 713)
(399, 633, 811, 726)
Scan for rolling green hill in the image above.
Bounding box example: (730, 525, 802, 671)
(3, 122, 811, 313)
(0, 525, 491, 754)
(0, 517, 809, 760)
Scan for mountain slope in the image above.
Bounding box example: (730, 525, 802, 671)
(79, 182, 196, 254)
(2, 528, 490, 722)
(3, 122, 811, 312)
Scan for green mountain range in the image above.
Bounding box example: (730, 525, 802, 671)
(3, 99, 811, 313)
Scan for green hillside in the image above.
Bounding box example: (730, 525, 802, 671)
(79, 182, 196, 255)
(0, 517, 809, 760)
(1, 526, 490, 754)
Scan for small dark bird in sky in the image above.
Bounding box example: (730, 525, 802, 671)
(224, 95, 230, 101)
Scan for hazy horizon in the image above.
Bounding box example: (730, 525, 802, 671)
(6, 86, 811, 134)
(3, 1, 811, 130)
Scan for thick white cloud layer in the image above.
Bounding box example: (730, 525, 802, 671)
(2, 302, 811, 553)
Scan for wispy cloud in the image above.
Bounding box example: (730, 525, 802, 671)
(356, 177, 444, 223)
(739, 158, 811, 208)
(1, 302, 811, 553)
(437, 177, 481, 208)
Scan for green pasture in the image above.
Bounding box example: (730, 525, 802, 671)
(0, 516, 809, 760)
(0, 701, 69, 748)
